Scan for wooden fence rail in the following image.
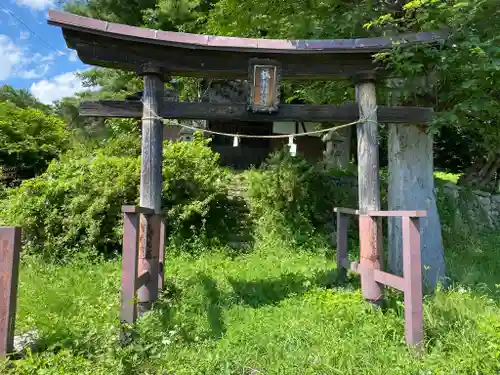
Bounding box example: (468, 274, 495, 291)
(0, 227, 22, 358)
(120, 206, 165, 326)
(334, 208, 425, 347)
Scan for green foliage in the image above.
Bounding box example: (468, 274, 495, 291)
(247, 150, 357, 247)
(369, 0, 500, 174)
(5, 232, 500, 374)
(0, 133, 235, 260)
(161, 134, 233, 249)
(60, 0, 499, 182)
(0, 85, 52, 113)
(0, 148, 141, 261)
(0, 101, 70, 185)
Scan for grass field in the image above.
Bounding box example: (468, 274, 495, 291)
(3, 231, 500, 375)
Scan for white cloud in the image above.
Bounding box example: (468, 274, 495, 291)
(0, 35, 22, 80)
(20, 31, 30, 40)
(30, 71, 99, 104)
(68, 50, 78, 62)
(15, 0, 56, 11)
(0, 35, 62, 81)
(18, 64, 50, 79)
(32, 51, 62, 63)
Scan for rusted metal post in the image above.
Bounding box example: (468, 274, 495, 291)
(138, 66, 164, 314)
(402, 216, 424, 347)
(120, 212, 140, 325)
(336, 211, 349, 279)
(0, 227, 21, 357)
(355, 72, 383, 304)
(158, 217, 166, 291)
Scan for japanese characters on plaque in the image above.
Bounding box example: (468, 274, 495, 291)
(247, 59, 281, 113)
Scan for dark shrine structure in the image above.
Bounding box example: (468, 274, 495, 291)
(0, 10, 446, 355)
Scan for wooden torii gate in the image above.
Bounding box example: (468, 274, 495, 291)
(47, 10, 445, 347)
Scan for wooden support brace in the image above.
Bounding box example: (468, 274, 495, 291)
(122, 205, 155, 214)
(0, 227, 21, 357)
(359, 215, 383, 302)
(402, 216, 424, 347)
(120, 213, 140, 325)
(373, 270, 405, 292)
(137, 214, 161, 314)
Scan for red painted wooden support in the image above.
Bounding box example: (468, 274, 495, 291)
(402, 216, 424, 347)
(366, 210, 426, 217)
(121, 206, 164, 326)
(122, 205, 155, 214)
(0, 227, 21, 357)
(158, 217, 166, 291)
(333, 207, 425, 347)
(359, 215, 383, 302)
(137, 214, 161, 314)
(373, 270, 404, 291)
(120, 211, 140, 324)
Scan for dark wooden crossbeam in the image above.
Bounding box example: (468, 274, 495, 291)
(79, 101, 433, 124)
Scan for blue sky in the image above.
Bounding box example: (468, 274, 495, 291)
(0, 0, 94, 104)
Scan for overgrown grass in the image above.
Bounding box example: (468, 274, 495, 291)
(3, 233, 500, 375)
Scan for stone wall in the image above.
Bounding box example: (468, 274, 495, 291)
(439, 183, 500, 229)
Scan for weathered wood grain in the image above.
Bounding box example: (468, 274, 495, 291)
(49, 11, 445, 79)
(79, 101, 434, 124)
(68, 35, 378, 80)
(356, 79, 383, 303)
(137, 74, 163, 315)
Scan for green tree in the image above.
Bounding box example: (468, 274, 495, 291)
(0, 101, 70, 184)
(366, 0, 500, 189)
(0, 84, 52, 113)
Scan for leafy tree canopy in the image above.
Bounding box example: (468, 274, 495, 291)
(60, 0, 499, 187)
(0, 85, 52, 113)
(0, 101, 70, 184)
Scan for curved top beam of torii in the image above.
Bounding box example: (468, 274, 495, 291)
(48, 10, 444, 79)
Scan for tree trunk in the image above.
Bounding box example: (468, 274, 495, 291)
(458, 154, 500, 191)
(388, 124, 446, 290)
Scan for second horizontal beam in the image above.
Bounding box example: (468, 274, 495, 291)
(80, 101, 434, 124)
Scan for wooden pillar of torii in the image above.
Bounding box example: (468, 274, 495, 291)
(136, 64, 165, 314)
(354, 72, 384, 304)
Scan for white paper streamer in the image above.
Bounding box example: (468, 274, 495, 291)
(288, 136, 297, 156)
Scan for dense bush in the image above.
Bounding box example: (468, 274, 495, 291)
(246, 150, 357, 246)
(0, 149, 140, 261)
(0, 133, 233, 260)
(162, 134, 232, 248)
(0, 101, 69, 185)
